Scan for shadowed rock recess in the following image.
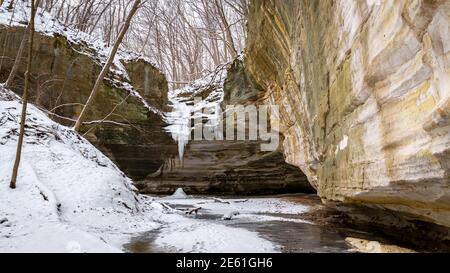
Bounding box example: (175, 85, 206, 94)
(0, 26, 177, 180)
(245, 0, 450, 247)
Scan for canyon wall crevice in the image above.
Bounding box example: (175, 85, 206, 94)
(245, 0, 450, 229)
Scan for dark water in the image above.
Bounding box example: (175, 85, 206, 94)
(232, 218, 351, 253)
(122, 199, 353, 253)
(123, 229, 166, 253)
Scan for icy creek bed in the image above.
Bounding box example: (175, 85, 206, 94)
(124, 193, 352, 253)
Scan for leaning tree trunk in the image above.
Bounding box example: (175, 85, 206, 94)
(214, 0, 238, 59)
(73, 0, 141, 132)
(10, 0, 38, 189)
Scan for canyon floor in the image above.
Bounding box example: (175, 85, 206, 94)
(124, 193, 416, 254)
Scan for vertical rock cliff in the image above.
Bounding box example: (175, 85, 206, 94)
(245, 0, 450, 236)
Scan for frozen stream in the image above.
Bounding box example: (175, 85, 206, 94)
(123, 194, 353, 253)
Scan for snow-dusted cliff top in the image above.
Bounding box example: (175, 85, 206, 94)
(0, 0, 164, 116)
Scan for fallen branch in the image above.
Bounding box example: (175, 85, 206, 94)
(213, 198, 231, 204)
(233, 199, 248, 204)
(159, 202, 180, 213)
(186, 207, 202, 215)
(50, 103, 85, 112)
(159, 202, 202, 216)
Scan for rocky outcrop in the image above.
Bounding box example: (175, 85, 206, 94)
(245, 0, 450, 239)
(0, 25, 176, 180)
(137, 60, 314, 195)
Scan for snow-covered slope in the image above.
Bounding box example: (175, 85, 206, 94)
(0, 87, 159, 252)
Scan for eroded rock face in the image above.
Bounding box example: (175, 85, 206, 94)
(140, 140, 313, 195)
(246, 0, 450, 229)
(0, 26, 176, 180)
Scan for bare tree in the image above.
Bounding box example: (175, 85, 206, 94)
(214, 0, 238, 59)
(40, 0, 248, 87)
(73, 0, 142, 132)
(10, 0, 38, 189)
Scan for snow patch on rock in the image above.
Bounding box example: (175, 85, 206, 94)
(336, 135, 349, 155)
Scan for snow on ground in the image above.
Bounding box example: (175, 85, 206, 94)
(155, 218, 277, 253)
(156, 195, 311, 224)
(0, 88, 158, 252)
(0, 88, 279, 253)
(159, 197, 309, 215)
(151, 194, 312, 252)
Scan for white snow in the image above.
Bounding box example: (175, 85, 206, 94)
(158, 197, 310, 216)
(0, 87, 280, 253)
(150, 196, 312, 252)
(167, 188, 189, 200)
(155, 221, 276, 253)
(222, 211, 240, 220)
(0, 89, 159, 252)
(336, 135, 349, 155)
(150, 196, 296, 253)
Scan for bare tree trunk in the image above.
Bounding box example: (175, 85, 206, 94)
(4, 0, 41, 89)
(214, 0, 238, 58)
(10, 0, 38, 189)
(73, 0, 141, 132)
(4, 30, 26, 88)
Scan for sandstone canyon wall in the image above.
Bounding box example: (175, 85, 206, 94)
(245, 0, 450, 234)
